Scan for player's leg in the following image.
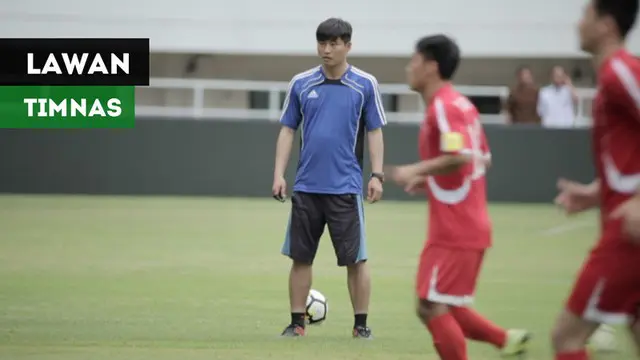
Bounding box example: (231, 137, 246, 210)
(415, 246, 470, 360)
(450, 308, 531, 356)
(631, 314, 640, 357)
(417, 298, 468, 360)
(587, 324, 618, 353)
(627, 292, 640, 356)
(280, 192, 326, 336)
(324, 193, 372, 338)
(346, 260, 371, 335)
(551, 252, 620, 359)
(447, 250, 530, 356)
(551, 310, 599, 359)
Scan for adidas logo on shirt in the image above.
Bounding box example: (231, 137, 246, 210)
(307, 90, 319, 99)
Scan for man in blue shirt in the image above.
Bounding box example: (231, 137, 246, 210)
(272, 18, 386, 339)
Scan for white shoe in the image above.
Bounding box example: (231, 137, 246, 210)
(501, 329, 532, 357)
(588, 324, 617, 353)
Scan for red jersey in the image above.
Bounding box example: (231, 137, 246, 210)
(418, 84, 492, 249)
(593, 49, 640, 252)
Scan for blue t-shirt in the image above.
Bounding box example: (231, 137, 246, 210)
(280, 65, 387, 194)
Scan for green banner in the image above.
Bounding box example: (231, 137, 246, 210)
(0, 86, 135, 128)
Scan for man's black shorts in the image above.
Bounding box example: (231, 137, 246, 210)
(280, 191, 367, 266)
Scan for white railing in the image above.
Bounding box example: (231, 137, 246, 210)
(136, 77, 597, 126)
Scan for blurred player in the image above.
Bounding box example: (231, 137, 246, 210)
(551, 0, 640, 359)
(386, 34, 530, 360)
(272, 18, 386, 338)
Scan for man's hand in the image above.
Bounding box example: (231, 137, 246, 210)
(272, 176, 287, 202)
(385, 164, 418, 187)
(554, 178, 599, 215)
(611, 197, 640, 242)
(404, 176, 426, 195)
(564, 74, 573, 86)
(367, 177, 383, 203)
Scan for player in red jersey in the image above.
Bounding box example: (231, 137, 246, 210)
(552, 1, 640, 359)
(385, 34, 531, 360)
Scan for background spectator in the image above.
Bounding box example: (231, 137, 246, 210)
(504, 66, 541, 124)
(537, 66, 579, 128)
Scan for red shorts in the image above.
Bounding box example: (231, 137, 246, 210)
(567, 249, 640, 325)
(416, 245, 485, 306)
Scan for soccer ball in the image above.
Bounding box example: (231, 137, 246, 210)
(588, 324, 617, 353)
(305, 289, 328, 325)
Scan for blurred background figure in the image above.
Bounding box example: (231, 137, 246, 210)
(537, 66, 579, 128)
(504, 66, 541, 125)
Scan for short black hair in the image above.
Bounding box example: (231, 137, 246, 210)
(415, 34, 460, 80)
(594, 0, 639, 38)
(316, 18, 352, 43)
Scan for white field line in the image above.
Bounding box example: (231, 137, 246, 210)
(541, 221, 594, 236)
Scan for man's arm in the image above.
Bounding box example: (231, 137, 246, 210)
(390, 100, 479, 183)
(274, 79, 302, 179)
(555, 178, 601, 213)
(368, 129, 384, 174)
(568, 178, 601, 200)
(582, 178, 601, 206)
(387, 152, 475, 188)
(611, 183, 640, 240)
(274, 127, 296, 179)
(503, 92, 515, 124)
(363, 76, 387, 174)
(536, 89, 546, 119)
(587, 178, 601, 195)
(404, 153, 473, 177)
(565, 77, 579, 105)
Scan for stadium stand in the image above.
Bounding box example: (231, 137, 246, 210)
(138, 53, 597, 126)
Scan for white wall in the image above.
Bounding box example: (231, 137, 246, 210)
(5, 0, 640, 57)
(137, 53, 594, 112)
(149, 54, 594, 85)
(135, 87, 250, 109)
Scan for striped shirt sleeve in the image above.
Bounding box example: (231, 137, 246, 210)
(279, 77, 302, 129)
(610, 58, 640, 124)
(434, 98, 470, 154)
(363, 76, 387, 130)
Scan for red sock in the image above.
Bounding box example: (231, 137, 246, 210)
(450, 307, 507, 348)
(555, 350, 588, 360)
(426, 313, 468, 360)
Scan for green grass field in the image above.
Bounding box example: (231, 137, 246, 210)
(0, 195, 635, 359)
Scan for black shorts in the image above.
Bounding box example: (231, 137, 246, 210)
(281, 191, 367, 266)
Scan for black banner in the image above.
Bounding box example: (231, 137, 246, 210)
(0, 38, 149, 86)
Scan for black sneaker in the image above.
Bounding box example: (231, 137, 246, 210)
(352, 325, 373, 339)
(281, 324, 305, 337)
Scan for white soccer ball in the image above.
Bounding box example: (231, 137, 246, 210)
(305, 289, 328, 325)
(588, 324, 618, 353)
